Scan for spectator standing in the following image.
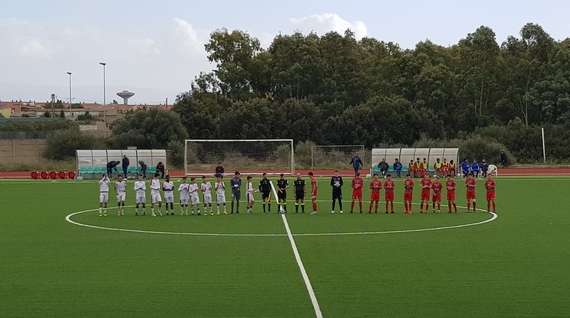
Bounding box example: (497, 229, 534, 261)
(139, 160, 147, 178)
(215, 162, 225, 178)
(500, 151, 508, 166)
(156, 162, 165, 178)
(350, 154, 363, 176)
(480, 159, 489, 177)
(121, 155, 130, 178)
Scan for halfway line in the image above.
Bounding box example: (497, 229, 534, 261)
(281, 213, 323, 318)
(270, 180, 323, 318)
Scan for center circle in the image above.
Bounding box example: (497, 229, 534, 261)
(66, 203, 497, 237)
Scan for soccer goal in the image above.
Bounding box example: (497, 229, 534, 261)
(184, 139, 294, 176)
(310, 144, 366, 170)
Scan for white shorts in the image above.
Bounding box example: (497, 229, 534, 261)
(99, 192, 109, 204)
(217, 192, 226, 204)
(151, 190, 162, 204)
(116, 192, 126, 202)
(191, 194, 200, 205)
(136, 192, 146, 204)
(180, 194, 190, 205)
(247, 192, 254, 203)
(164, 191, 174, 204)
(204, 193, 212, 204)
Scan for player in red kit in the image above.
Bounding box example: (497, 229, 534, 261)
(431, 176, 442, 212)
(403, 174, 414, 214)
(384, 174, 395, 214)
(420, 174, 432, 213)
(485, 175, 496, 213)
(309, 172, 318, 214)
(351, 172, 364, 213)
(446, 175, 457, 213)
(465, 172, 477, 211)
(368, 174, 382, 214)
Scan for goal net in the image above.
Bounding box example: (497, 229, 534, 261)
(184, 139, 294, 176)
(311, 144, 366, 170)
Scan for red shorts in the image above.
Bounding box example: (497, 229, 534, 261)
(385, 191, 394, 202)
(467, 191, 476, 200)
(404, 191, 413, 201)
(447, 191, 456, 201)
(486, 192, 496, 201)
(370, 191, 380, 202)
(432, 193, 441, 202)
(311, 191, 317, 199)
(421, 189, 430, 201)
(352, 190, 362, 200)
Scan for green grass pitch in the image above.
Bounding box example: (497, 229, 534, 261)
(1, 176, 569, 317)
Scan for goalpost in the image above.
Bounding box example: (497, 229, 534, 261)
(184, 139, 294, 176)
(310, 144, 366, 170)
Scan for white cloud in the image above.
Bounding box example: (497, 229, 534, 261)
(173, 17, 201, 51)
(19, 39, 51, 59)
(289, 13, 368, 40)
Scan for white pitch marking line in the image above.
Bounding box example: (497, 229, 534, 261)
(65, 204, 498, 237)
(281, 213, 323, 318)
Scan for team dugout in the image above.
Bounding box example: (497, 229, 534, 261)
(371, 148, 459, 177)
(76, 149, 167, 179)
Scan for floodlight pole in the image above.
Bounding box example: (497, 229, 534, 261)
(99, 62, 107, 126)
(541, 127, 546, 163)
(66, 72, 72, 110)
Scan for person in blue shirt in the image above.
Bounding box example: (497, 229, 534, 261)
(349, 154, 363, 176)
(461, 159, 470, 177)
(393, 158, 403, 177)
(471, 160, 481, 178)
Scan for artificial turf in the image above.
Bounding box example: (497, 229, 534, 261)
(1, 176, 569, 317)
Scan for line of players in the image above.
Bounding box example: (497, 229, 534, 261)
(97, 170, 497, 216)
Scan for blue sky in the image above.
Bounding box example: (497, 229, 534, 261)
(1, 0, 569, 104)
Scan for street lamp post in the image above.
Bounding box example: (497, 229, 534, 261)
(99, 62, 106, 105)
(99, 62, 107, 126)
(66, 72, 72, 110)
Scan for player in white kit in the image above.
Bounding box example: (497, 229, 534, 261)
(163, 175, 175, 215)
(115, 175, 127, 216)
(150, 174, 163, 216)
(189, 177, 201, 215)
(99, 174, 110, 216)
(246, 175, 256, 214)
(178, 176, 191, 215)
(134, 174, 147, 215)
(215, 176, 227, 215)
(201, 175, 214, 215)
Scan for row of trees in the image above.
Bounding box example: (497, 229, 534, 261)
(45, 23, 570, 165)
(170, 22, 570, 163)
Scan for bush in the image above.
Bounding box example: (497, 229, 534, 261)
(167, 140, 185, 168)
(294, 141, 316, 168)
(45, 128, 104, 160)
(458, 135, 516, 165)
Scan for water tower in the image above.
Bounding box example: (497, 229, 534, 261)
(117, 90, 135, 105)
